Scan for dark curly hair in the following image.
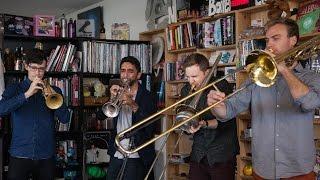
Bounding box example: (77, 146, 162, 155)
(120, 56, 141, 72)
(25, 48, 47, 65)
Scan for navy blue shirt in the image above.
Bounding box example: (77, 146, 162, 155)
(0, 78, 70, 160)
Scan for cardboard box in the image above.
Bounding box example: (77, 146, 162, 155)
(33, 15, 55, 36)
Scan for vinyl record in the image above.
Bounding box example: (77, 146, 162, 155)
(151, 36, 164, 66)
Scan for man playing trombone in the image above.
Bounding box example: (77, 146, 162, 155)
(207, 18, 320, 179)
(181, 53, 239, 180)
(0, 48, 70, 180)
(103, 56, 157, 180)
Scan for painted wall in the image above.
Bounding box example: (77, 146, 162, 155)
(66, 0, 148, 40)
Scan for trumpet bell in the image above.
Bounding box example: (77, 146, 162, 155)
(246, 50, 278, 87)
(102, 102, 119, 118)
(175, 105, 199, 132)
(46, 93, 63, 109)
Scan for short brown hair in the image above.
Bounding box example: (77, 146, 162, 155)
(25, 48, 46, 65)
(183, 53, 209, 72)
(120, 56, 141, 72)
(265, 18, 300, 44)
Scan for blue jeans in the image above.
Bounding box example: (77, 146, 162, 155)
(8, 155, 55, 180)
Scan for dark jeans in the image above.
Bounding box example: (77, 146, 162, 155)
(8, 155, 55, 180)
(106, 156, 154, 180)
(189, 157, 236, 180)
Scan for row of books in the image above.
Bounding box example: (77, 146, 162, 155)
(82, 41, 152, 74)
(165, 22, 197, 51)
(83, 108, 113, 131)
(238, 39, 266, 66)
(46, 43, 80, 72)
(200, 15, 236, 48)
(47, 75, 80, 107)
(56, 140, 79, 168)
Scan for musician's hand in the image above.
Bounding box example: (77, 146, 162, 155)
(121, 91, 133, 105)
(207, 90, 225, 108)
(25, 77, 43, 98)
(277, 60, 297, 75)
(188, 120, 206, 134)
(110, 85, 120, 98)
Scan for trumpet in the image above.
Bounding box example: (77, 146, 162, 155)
(115, 35, 320, 156)
(40, 80, 63, 109)
(102, 79, 130, 118)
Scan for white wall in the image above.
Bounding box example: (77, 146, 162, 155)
(66, 0, 148, 40)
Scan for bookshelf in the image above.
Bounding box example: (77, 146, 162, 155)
(0, 26, 152, 179)
(140, 3, 239, 179)
(140, 0, 320, 179)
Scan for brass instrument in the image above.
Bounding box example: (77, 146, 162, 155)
(175, 53, 222, 132)
(102, 79, 130, 118)
(41, 80, 63, 109)
(115, 35, 320, 156)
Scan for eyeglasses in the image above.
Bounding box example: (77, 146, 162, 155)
(28, 64, 46, 72)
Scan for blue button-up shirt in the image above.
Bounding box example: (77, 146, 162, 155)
(220, 64, 320, 179)
(0, 78, 70, 160)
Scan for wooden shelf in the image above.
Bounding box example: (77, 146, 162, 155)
(240, 137, 252, 142)
(197, 10, 236, 23)
(3, 34, 149, 44)
(237, 4, 270, 13)
(239, 35, 266, 41)
(240, 175, 254, 179)
(169, 175, 188, 180)
(237, 112, 251, 120)
(169, 162, 190, 166)
(168, 47, 197, 54)
(167, 79, 188, 84)
(217, 62, 237, 67)
(300, 32, 320, 41)
(240, 156, 252, 161)
(197, 44, 236, 52)
(167, 95, 182, 99)
(168, 18, 197, 27)
(139, 28, 165, 36)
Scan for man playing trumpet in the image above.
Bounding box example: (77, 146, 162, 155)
(102, 56, 157, 180)
(0, 48, 70, 180)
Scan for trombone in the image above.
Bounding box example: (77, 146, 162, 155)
(115, 35, 320, 156)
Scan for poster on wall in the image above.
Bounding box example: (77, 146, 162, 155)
(77, 6, 103, 39)
(76, 19, 95, 38)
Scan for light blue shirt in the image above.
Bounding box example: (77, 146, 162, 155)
(220, 64, 320, 179)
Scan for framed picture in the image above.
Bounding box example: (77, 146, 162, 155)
(4, 14, 33, 36)
(33, 15, 55, 37)
(77, 6, 103, 39)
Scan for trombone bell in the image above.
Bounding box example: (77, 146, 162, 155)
(175, 104, 199, 132)
(246, 50, 278, 87)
